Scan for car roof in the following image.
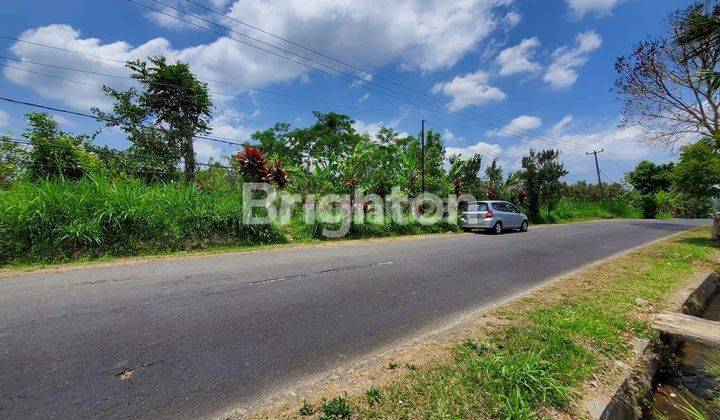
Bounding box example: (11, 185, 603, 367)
(466, 200, 507, 203)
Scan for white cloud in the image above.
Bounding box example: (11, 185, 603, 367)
(0, 110, 10, 127)
(224, 0, 510, 72)
(446, 141, 503, 161)
(443, 128, 458, 142)
(550, 115, 573, 135)
(3, 24, 309, 111)
(353, 115, 408, 140)
(496, 37, 541, 77)
(143, 2, 208, 31)
(501, 122, 671, 182)
(7, 0, 513, 111)
(543, 30, 602, 89)
(503, 11, 522, 28)
(486, 115, 542, 137)
(564, 0, 621, 19)
(210, 111, 254, 141)
(358, 92, 370, 103)
(194, 139, 225, 162)
(431, 71, 506, 110)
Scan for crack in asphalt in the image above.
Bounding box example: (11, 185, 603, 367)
(247, 261, 394, 286)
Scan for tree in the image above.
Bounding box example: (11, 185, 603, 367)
(23, 113, 101, 180)
(677, 3, 720, 96)
(485, 159, 503, 199)
(625, 160, 675, 218)
(417, 129, 450, 196)
(96, 56, 213, 181)
(290, 111, 360, 168)
(448, 153, 483, 199)
(251, 123, 300, 166)
(615, 2, 720, 149)
(625, 161, 674, 195)
(519, 149, 568, 222)
(672, 140, 720, 203)
(0, 135, 29, 187)
(536, 150, 568, 213)
(520, 150, 541, 222)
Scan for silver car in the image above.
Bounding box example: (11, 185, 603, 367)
(460, 200, 529, 234)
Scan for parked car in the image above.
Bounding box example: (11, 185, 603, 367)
(460, 200, 529, 234)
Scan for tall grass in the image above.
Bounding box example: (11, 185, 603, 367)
(0, 175, 283, 264)
(540, 198, 641, 223)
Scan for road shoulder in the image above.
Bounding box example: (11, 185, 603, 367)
(241, 226, 718, 419)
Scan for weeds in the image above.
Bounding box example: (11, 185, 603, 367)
(319, 396, 351, 419)
(0, 175, 283, 264)
(298, 400, 314, 416)
(365, 387, 381, 407)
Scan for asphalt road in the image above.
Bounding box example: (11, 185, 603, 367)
(0, 219, 708, 418)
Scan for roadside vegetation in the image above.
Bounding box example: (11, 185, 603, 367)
(0, 93, 641, 267)
(1, 2, 718, 267)
(285, 228, 718, 419)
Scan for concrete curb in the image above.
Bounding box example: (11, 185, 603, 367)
(584, 270, 719, 419)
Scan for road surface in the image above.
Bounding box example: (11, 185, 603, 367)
(0, 219, 708, 418)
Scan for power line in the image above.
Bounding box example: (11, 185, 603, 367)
(3, 53, 586, 164)
(0, 37, 407, 119)
(126, 0, 606, 152)
(0, 95, 248, 147)
(175, 0, 605, 150)
(0, 56, 406, 125)
(3, 33, 600, 157)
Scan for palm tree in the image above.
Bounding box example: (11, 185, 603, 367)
(677, 5, 720, 93)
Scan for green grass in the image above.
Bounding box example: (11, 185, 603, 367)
(312, 228, 717, 419)
(0, 176, 459, 266)
(0, 175, 284, 264)
(540, 198, 642, 224)
(0, 176, 643, 267)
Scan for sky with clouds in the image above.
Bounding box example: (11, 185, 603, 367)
(1, 0, 692, 183)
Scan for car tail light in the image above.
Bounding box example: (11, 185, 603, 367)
(485, 210, 493, 218)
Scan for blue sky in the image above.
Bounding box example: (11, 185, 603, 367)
(1, 0, 692, 183)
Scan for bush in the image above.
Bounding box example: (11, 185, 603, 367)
(0, 174, 284, 264)
(641, 194, 658, 219)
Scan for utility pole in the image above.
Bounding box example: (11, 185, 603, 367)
(420, 119, 425, 195)
(586, 149, 604, 200)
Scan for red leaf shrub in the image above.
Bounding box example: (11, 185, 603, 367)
(232, 146, 287, 189)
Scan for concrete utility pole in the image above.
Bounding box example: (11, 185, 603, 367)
(586, 149, 604, 200)
(420, 119, 425, 195)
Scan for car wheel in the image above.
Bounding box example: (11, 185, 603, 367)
(493, 221, 503, 234)
(520, 220, 528, 232)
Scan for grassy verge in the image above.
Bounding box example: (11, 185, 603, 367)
(0, 176, 285, 265)
(539, 198, 642, 224)
(283, 228, 717, 419)
(0, 176, 458, 267)
(0, 176, 640, 267)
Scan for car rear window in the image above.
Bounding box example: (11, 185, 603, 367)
(466, 203, 489, 212)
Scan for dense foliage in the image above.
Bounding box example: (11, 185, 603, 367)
(0, 175, 282, 264)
